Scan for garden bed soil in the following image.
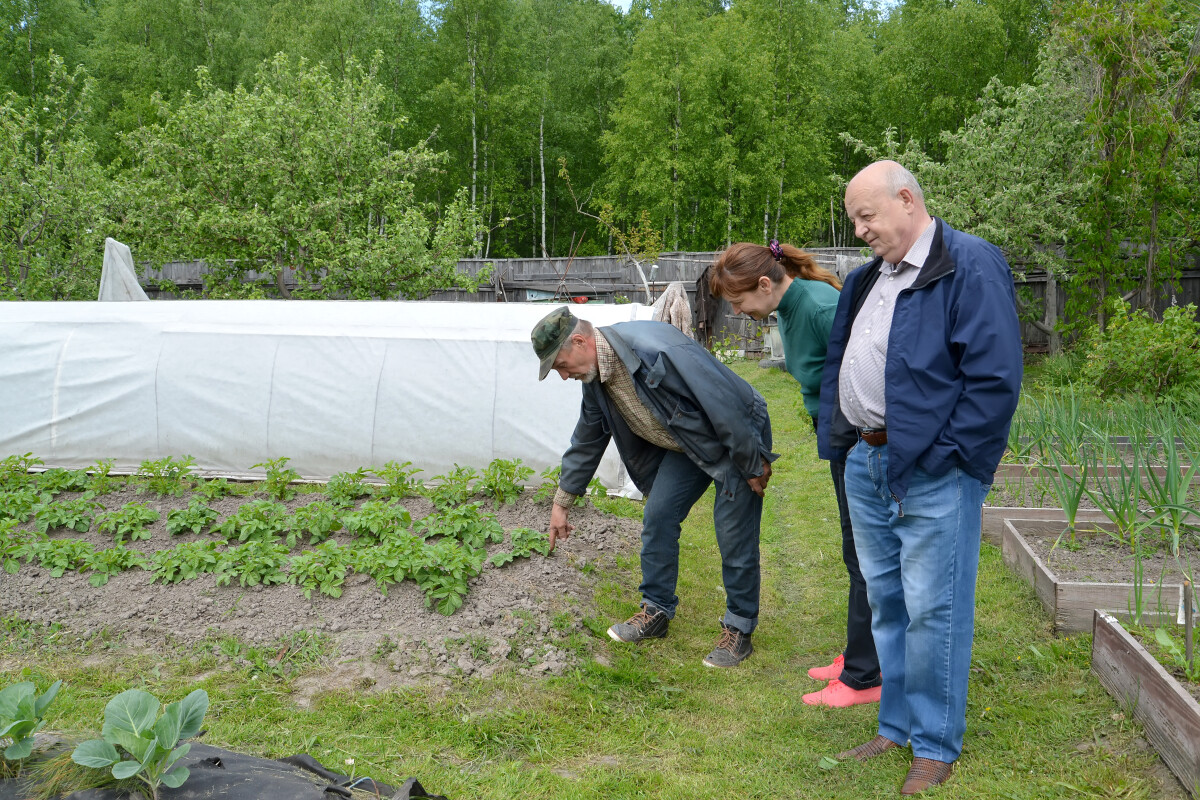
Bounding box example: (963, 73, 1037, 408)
(0, 487, 641, 699)
(1000, 518, 1194, 632)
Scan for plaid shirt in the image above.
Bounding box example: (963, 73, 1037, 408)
(555, 331, 681, 507)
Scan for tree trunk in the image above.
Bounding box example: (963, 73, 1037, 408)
(539, 107, 547, 258)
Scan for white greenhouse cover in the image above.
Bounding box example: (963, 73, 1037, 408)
(96, 238, 149, 302)
(0, 300, 656, 494)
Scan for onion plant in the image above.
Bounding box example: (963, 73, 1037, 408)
(1083, 430, 1144, 550)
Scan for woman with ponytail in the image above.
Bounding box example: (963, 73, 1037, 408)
(709, 241, 882, 708)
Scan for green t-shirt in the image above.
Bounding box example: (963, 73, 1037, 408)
(776, 277, 841, 418)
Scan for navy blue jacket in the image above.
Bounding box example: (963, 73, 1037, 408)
(560, 321, 776, 500)
(817, 219, 1023, 501)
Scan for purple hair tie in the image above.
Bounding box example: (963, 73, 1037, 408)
(768, 240, 783, 261)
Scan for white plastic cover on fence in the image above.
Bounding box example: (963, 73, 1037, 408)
(96, 238, 149, 302)
(0, 300, 657, 495)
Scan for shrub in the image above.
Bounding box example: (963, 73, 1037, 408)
(1080, 303, 1200, 400)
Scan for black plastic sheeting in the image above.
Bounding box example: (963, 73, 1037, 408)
(0, 743, 447, 800)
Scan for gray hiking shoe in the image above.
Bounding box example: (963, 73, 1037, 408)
(702, 623, 753, 667)
(607, 604, 669, 643)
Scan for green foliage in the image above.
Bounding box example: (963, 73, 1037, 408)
(371, 461, 423, 500)
(488, 527, 552, 567)
(477, 458, 533, 507)
(165, 499, 220, 537)
(350, 533, 424, 595)
(1080, 304, 1200, 400)
(341, 500, 412, 544)
(212, 500, 290, 544)
(72, 688, 208, 799)
(0, 679, 62, 761)
(1153, 627, 1200, 681)
(28, 538, 95, 577)
(135, 457, 196, 498)
(194, 478, 235, 501)
(426, 465, 479, 510)
(33, 496, 99, 533)
(532, 465, 562, 503)
(420, 503, 504, 550)
(214, 541, 289, 588)
(96, 502, 161, 544)
(85, 460, 120, 496)
(412, 538, 486, 616)
(148, 542, 222, 585)
(35, 468, 92, 497)
(287, 541, 350, 599)
(324, 468, 373, 507)
(251, 458, 300, 501)
(81, 546, 149, 587)
(0, 455, 42, 491)
(0, 487, 42, 523)
(0, 55, 109, 300)
(121, 53, 485, 300)
(0, 524, 44, 575)
(288, 501, 343, 546)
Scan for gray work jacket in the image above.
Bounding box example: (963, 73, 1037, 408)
(559, 321, 776, 500)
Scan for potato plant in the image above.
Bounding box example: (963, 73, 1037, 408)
(33, 496, 99, 533)
(412, 537, 485, 615)
(214, 540, 288, 588)
(165, 498, 220, 536)
(82, 545, 149, 587)
(341, 500, 412, 544)
(96, 502, 161, 544)
(427, 464, 479, 509)
(0, 454, 42, 491)
(28, 538, 94, 577)
(477, 458, 534, 507)
(488, 527, 553, 567)
(212, 500, 289, 543)
(420, 503, 504, 550)
(136, 456, 196, 497)
(287, 540, 350, 598)
(372, 460, 423, 500)
(0, 524, 44, 574)
(325, 468, 373, 507)
(34, 468, 91, 497)
(251, 457, 299, 501)
(351, 533, 424, 595)
(0, 487, 41, 523)
(289, 500, 342, 546)
(149, 541, 222, 584)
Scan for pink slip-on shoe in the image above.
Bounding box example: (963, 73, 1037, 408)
(807, 654, 844, 682)
(802, 679, 882, 707)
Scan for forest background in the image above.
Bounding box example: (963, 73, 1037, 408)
(1, 0, 1198, 340)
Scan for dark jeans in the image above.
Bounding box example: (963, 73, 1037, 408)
(639, 450, 762, 635)
(814, 416, 881, 689)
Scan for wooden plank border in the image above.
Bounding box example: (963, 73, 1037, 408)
(999, 519, 1182, 633)
(1092, 611, 1200, 797)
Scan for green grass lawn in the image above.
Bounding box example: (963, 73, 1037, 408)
(1, 362, 1185, 799)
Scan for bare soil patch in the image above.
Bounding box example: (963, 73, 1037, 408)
(0, 487, 641, 699)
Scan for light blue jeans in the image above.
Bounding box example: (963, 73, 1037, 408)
(639, 451, 762, 635)
(844, 441, 986, 762)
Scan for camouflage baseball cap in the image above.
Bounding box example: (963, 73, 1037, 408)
(531, 306, 578, 380)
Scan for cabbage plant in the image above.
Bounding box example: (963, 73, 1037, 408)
(72, 688, 208, 799)
(0, 679, 62, 761)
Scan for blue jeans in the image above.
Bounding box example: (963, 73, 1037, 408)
(640, 451, 762, 634)
(844, 442, 986, 762)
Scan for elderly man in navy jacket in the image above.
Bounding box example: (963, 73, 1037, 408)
(817, 161, 1022, 794)
(532, 307, 776, 668)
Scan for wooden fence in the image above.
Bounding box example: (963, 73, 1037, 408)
(141, 251, 1200, 353)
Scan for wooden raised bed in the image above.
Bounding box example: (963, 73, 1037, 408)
(1092, 611, 1200, 797)
(981, 506, 1110, 548)
(999, 518, 1183, 633)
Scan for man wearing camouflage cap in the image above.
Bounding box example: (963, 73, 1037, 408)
(531, 306, 776, 667)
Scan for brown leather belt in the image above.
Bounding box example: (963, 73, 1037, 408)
(858, 428, 888, 446)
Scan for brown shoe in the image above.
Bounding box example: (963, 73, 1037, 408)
(835, 734, 901, 762)
(900, 757, 954, 795)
